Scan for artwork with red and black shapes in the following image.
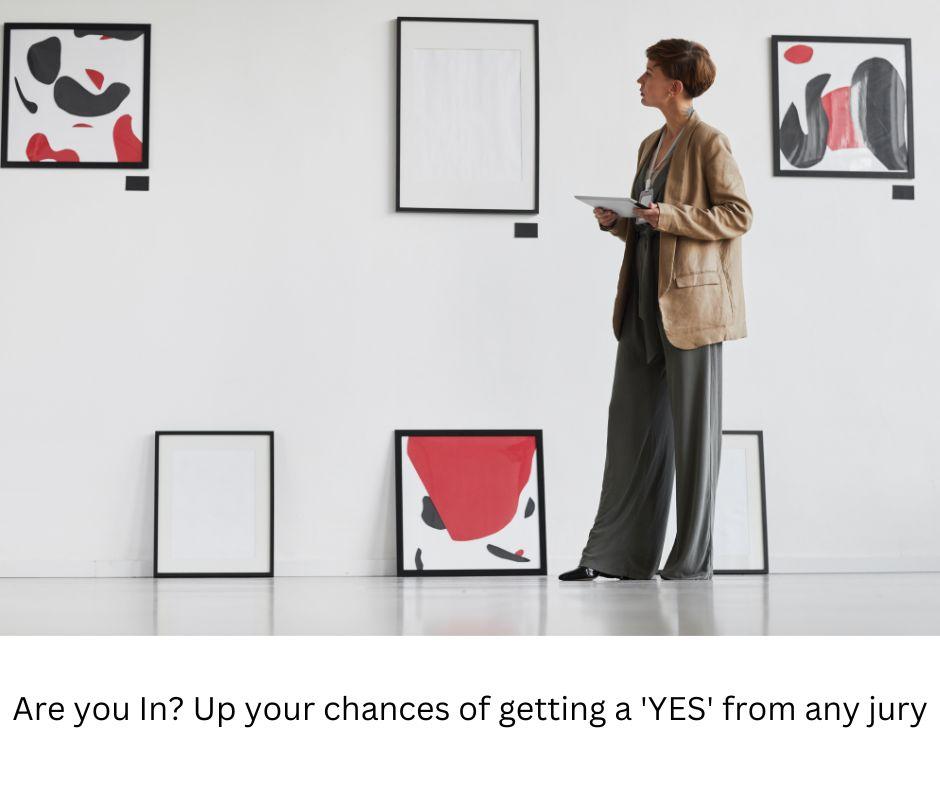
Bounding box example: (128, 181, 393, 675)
(4, 25, 148, 165)
(400, 434, 543, 573)
(775, 38, 911, 174)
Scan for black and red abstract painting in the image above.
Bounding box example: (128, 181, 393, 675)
(395, 430, 547, 576)
(771, 36, 913, 178)
(2, 23, 150, 168)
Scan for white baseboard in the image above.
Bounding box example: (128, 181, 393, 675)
(0, 560, 152, 577)
(551, 555, 940, 574)
(94, 560, 153, 577)
(768, 556, 940, 573)
(0, 559, 396, 577)
(2, 556, 939, 578)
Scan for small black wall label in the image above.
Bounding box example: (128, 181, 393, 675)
(892, 185, 914, 200)
(126, 176, 149, 191)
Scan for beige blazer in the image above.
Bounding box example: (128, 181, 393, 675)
(602, 111, 753, 349)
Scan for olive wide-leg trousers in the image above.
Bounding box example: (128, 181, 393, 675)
(579, 305, 723, 581)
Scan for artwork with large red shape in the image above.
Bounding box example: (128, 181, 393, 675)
(407, 435, 535, 542)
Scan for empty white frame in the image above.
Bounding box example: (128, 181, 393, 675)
(662, 431, 769, 574)
(154, 432, 273, 577)
(396, 17, 539, 213)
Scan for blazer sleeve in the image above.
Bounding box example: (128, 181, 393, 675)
(656, 133, 753, 241)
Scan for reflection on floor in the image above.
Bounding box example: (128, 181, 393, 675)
(1, 573, 938, 635)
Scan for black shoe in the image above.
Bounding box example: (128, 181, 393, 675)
(558, 566, 625, 581)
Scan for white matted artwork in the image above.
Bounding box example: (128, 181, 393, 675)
(395, 430, 547, 576)
(396, 17, 538, 212)
(662, 431, 768, 573)
(154, 432, 273, 577)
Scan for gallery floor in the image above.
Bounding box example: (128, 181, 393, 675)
(0, 573, 937, 635)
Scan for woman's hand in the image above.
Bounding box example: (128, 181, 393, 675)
(634, 203, 660, 229)
(593, 207, 619, 228)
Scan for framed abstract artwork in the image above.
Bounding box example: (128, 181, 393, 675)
(771, 35, 913, 178)
(396, 17, 539, 213)
(1, 23, 150, 168)
(395, 430, 547, 576)
(662, 431, 769, 574)
(154, 432, 274, 578)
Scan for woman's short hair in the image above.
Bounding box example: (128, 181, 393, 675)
(646, 39, 716, 98)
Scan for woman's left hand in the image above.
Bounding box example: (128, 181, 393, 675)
(634, 203, 660, 229)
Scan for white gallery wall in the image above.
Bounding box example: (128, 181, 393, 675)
(0, 0, 937, 576)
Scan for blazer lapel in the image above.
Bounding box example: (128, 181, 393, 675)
(658, 110, 703, 295)
(663, 110, 702, 201)
(637, 130, 661, 174)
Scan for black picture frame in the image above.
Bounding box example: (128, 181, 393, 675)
(154, 431, 274, 579)
(770, 35, 914, 179)
(1, 22, 151, 169)
(395, 429, 547, 577)
(395, 17, 539, 213)
(713, 430, 769, 575)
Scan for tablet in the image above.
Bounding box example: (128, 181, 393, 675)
(574, 195, 643, 218)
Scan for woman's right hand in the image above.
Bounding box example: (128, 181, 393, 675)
(593, 207, 619, 227)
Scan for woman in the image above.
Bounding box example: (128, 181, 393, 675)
(561, 39, 752, 582)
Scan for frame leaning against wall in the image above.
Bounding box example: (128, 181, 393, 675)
(396, 16, 540, 213)
(714, 430, 769, 575)
(395, 429, 548, 577)
(153, 431, 275, 579)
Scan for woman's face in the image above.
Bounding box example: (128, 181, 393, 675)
(637, 60, 681, 108)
